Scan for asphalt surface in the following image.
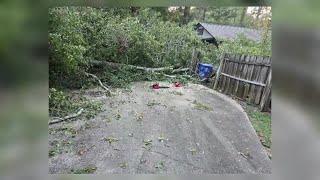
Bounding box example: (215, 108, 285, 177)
(48, 82, 271, 174)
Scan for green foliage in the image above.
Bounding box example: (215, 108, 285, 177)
(49, 139, 73, 158)
(49, 7, 89, 88)
(49, 7, 271, 89)
(220, 33, 271, 56)
(48, 7, 205, 88)
(247, 109, 271, 148)
(49, 88, 102, 119)
(243, 103, 271, 148)
(71, 166, 97, 174)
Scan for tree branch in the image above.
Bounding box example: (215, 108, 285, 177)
(84, 72, 111, 95)
(49, 108, 84, 125)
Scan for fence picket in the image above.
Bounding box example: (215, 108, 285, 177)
(243, 56, 256, 100)
(233, 55, 245, 96)
(216, 53, 271, 109)
(248, 56, 263, 103)
(254, 57, 271, 104)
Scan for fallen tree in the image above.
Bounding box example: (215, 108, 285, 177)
(90, 60, 174, 72)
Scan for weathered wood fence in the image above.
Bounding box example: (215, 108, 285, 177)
(214, 53, 271, 111)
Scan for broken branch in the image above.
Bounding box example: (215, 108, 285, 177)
(84, 72, 111, 95)
(49, 108, 84, 125)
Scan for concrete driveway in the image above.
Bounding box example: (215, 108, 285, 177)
(49, 82, 271, 174)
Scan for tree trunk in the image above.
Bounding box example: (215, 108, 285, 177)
(182, 6, 191, 25)
(239, 7, 247, 26)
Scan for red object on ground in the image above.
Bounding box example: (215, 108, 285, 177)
(173, 82, 182, 87)
(151, 83, 170, 89)
(152, 83, 160, 89)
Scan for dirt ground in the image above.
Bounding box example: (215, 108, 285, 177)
(48, 82, 271, 174)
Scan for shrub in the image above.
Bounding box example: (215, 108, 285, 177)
(48, 7, 271, 89)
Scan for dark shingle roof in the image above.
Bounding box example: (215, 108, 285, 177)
(198, 23, 262, 42)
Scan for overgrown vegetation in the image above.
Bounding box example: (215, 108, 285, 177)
(49, 7, 271, 89)
(49, 88, 102, 119)
(49, 7, 203, 89)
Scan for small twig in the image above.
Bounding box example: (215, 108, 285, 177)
(49, 108, 84, 125)
(84, 72, 111, 95)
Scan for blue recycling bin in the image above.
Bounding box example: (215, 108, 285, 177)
(198, 63, 213, 79)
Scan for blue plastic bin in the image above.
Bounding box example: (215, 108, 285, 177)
(198, 63, 213, 79)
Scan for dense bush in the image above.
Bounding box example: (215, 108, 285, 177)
(49, 7, 205, 88)
(49, 7, 271, 89)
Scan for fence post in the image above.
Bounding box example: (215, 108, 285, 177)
(260, 69, 272, 111)
(213, 53, 226, 90)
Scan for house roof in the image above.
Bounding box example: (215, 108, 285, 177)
(197, 23, 262, 42)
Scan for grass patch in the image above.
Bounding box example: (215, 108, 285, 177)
(71, 166, 97, 174)
(192, 100, 212, 111)
(50, 126, 78, 138)
(244, 104, 271, 148)
(48, 140, 73, 158)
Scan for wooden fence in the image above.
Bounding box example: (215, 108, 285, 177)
(214, 53, 271, 111)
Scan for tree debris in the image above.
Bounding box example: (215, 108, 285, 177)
(49, 108, 84, 125)
(84, 72, 111, 95)
(155, 161, 165, 169)
(189, 147, 197, 155)
(143, 139, 153, 150)
(119, 162, 128, 169)
(104, 137, 119, 144)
